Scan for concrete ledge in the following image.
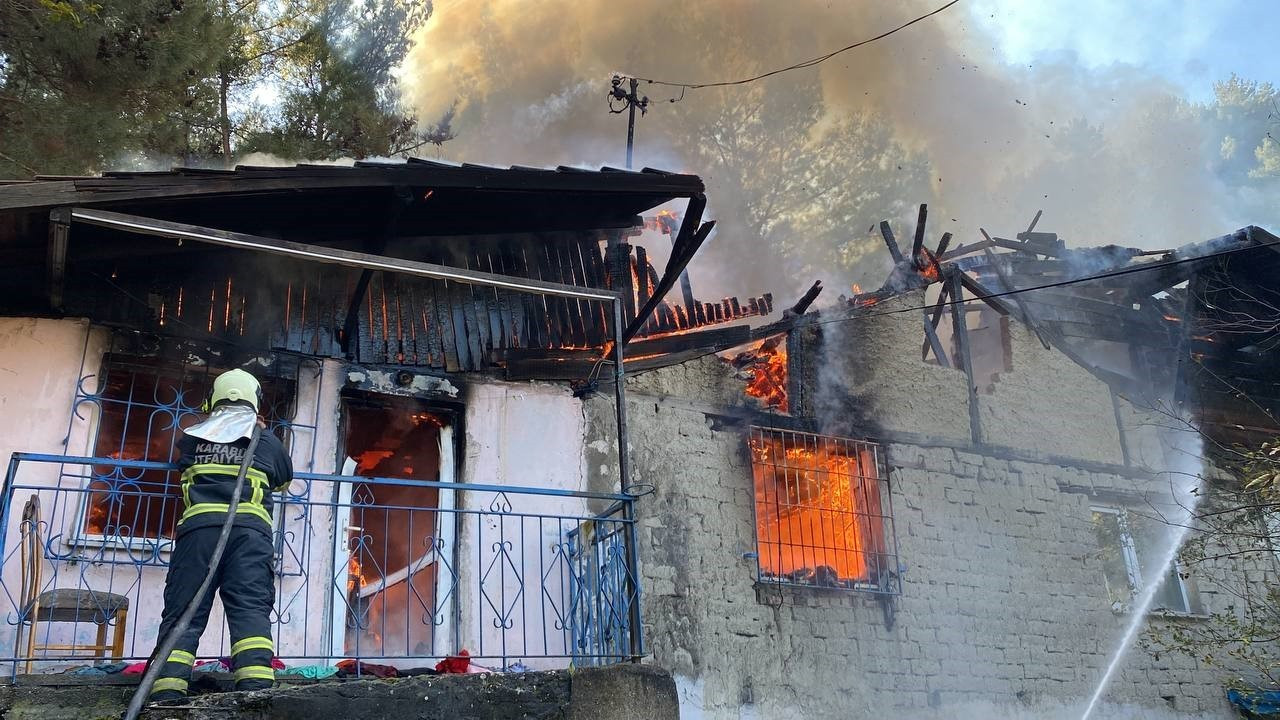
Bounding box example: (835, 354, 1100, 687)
(0, 665, 680, 720)
(567, 664, 679, 720)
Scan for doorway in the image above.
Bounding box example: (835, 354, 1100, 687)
(333, 393, 457, 659)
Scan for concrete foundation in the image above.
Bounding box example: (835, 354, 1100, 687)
(0, 665, 678, 720)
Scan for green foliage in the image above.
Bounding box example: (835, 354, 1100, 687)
(1144, 442, 1280, 690)
(0, 0, 449, 177)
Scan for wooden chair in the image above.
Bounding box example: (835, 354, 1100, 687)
(14, 494, 129, 672)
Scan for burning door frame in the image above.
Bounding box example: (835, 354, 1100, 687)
(331, 393, 462, 660)
(747, 427, 900, 594)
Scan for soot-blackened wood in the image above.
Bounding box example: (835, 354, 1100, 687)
(628, 324, 750, 356)
(512, 245, 543, 349)
(730, 297, 742, 318)
(635, 245, 652, 330)
(567, 236, 600, 346)
(622, 213, 713, 345)
(452, 280, 480, 370)
(533, 239, 565, 348)
(785, 281, 823, 318)
(674, 305, 689, 329)
(580, 234, 610, 343)
(605, 242, 636, 329)
(407, 282, 427, 365)
(947, 271, 983, 445)
(747, 297, 759, 315)
(935, 232, 953, 260)
(492, 247, 518, 350)
(939, 240, 999, 262)
(460, 253, 490, 361)
(880, 221, 905, 264)
(921, 285, 951, 368)
(479, 250, 505, 353)
(47, 207, 69, 311)
(763, 293, 774, 314)
(438, 279, 462, 372)
(553, 237, 587, 347)
(911, 204, 928, 266)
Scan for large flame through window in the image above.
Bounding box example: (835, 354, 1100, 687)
(749, 427, 891, 589)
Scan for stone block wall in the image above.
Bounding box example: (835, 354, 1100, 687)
(584, 339, 1274, 719)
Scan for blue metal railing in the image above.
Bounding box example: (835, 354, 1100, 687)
(0, 453, 640, 677)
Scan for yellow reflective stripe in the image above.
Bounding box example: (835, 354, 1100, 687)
(166, 649, 196, 666)
(150, 677, 188, 694)
(182, 464, 269, 486)
(230, 636, 274, 656)
(178, 502, 271, 525)
(233, 665, 276, 682)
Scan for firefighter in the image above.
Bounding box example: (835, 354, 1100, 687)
(148, 369, 293, 703)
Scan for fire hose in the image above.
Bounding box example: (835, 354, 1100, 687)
(123, 423, 263, 720)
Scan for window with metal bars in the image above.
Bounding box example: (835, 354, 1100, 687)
(81, 353, 298, 543)
(748, 427, 898, 593)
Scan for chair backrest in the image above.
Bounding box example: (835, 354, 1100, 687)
(18, 494, 41, 615)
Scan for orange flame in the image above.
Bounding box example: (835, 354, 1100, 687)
(750, 436, 884, 584)
(726, 337, 788, 412)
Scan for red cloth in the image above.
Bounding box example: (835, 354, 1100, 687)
(435, 649, 471, 674)
(123, 662, 147, 675)
(272, 657, 286, 670)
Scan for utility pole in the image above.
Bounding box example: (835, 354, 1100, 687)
(608, 75, 649, 169)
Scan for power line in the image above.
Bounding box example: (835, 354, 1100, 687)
(625, 0, 961, 95)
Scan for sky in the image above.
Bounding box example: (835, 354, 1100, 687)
(969, 0, 1280, 101)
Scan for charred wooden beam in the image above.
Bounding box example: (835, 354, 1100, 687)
(935, 231, 953, 260)
(621, 194, 710, 344)
(911, 204, 928, 267)
(947, 270, 983, 445)
(921, 283, 951, 367)
(634, 245, 652, 324)
(47, 207, 70, 311)
(880, 221, 905, 264)
(939, 238, 998, 262)
(784, 281, 823, 318)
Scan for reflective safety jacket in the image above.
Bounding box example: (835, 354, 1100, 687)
(175, 429, 293, 537)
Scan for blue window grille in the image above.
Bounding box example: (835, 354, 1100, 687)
(60, 332, 320, 566)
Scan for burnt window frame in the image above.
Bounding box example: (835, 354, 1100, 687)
(69, 348, 301, 556)
(1090, 504, 1200, 616)
(746, 426, 900, 595)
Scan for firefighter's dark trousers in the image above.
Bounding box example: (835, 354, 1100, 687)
(150, 525, 276, 701)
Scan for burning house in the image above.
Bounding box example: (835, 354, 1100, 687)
(0, 165, 1274, 719)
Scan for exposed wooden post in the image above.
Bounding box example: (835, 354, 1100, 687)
(948, 270, 983, 445)
(879, 220, 904, 264)
(47, 208, 70, 312)
(921, 283, 950, 367)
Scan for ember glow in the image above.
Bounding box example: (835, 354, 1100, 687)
(726, 336, 789, 412)
(750, 431, 885, 586)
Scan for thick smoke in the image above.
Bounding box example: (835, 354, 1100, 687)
(402, 1, 1273, 302)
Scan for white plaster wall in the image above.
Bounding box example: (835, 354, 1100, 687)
(0, 334, 344, 668)
(0, 318, 115, 665)
(455, 380, 589, 670)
